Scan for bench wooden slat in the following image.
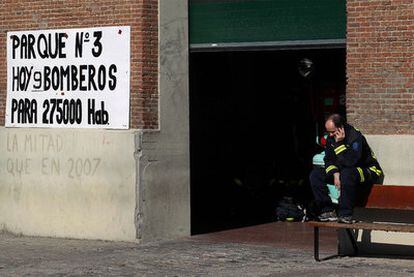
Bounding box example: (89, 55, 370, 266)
(365, 185, 414, 210)
(309, 221, 414, 233)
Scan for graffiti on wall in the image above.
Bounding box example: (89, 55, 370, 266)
(4, 132, 103, 179)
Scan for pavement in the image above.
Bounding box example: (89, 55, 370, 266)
(0, 222, 413, 276)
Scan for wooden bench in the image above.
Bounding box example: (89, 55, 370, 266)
(308, 185, 414, 261)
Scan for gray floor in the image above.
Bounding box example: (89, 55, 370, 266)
(0, 224, 413, 276)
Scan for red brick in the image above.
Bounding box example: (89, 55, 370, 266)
(347, 0, 414, 134)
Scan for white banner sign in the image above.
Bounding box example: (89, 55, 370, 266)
(6, 26, 130, 129)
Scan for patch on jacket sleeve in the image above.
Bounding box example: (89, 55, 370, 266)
(352, 142, 360, 151)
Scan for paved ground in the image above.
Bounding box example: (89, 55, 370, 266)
(0, 224, 413, 276)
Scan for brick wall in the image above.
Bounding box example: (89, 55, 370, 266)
(0, 0, 158, 129)
(347, 0, 414, 134)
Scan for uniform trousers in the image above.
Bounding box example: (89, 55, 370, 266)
(309, 167, 381, 217)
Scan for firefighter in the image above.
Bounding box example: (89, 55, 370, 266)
(309, 114, 384, 223)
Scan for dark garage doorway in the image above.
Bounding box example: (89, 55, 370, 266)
(190, 48, 346, 235)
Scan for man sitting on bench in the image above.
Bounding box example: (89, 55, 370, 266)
(310, 114, 384, 223)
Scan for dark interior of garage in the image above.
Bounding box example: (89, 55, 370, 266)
(190, 48, 346, 235)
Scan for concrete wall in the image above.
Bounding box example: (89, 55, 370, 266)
(136, 0, 190, 241)
(0, 0, 190, 242)
(0, 127, 138, 241)
(367, 135, 414, 185)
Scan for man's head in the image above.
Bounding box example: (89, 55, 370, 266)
(325, 114, 345, 138)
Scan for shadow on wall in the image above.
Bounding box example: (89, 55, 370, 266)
(340, 209, 414, 257)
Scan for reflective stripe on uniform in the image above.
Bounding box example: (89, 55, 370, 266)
(357, 167, 365, 182)
(326, 165, 338, 174)
(369, 166, 382, 176)
(334, 145, 347, 155)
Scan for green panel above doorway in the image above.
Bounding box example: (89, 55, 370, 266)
(189, 0, 346, 45)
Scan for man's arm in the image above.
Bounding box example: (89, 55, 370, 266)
(324, 141, 339, 176)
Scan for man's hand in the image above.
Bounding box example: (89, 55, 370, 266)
(334, 172, 341, 189)
(334, 127, 345, 142)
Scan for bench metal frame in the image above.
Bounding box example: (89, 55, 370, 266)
(313, 225, 358, 261)
(310, 221, 414, 261)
